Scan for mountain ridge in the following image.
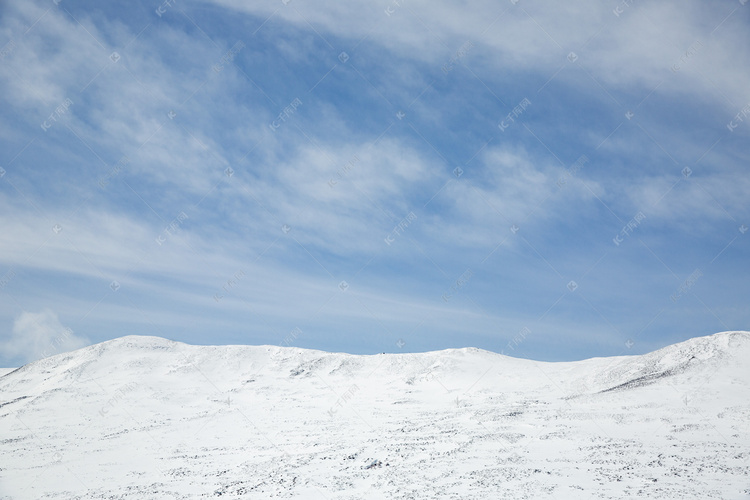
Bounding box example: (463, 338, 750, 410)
(1, 331, 748, 499)
(1, 330, 747, 404)
(5, 329, 748, 373)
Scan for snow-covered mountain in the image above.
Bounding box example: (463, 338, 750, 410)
(1, 332, 749, 499)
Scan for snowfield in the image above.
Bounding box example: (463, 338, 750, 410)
(1, 332, 749, 499)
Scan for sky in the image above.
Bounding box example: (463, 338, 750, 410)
(0, 0, 748, 367)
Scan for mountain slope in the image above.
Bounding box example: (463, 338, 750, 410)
(1, 332, 749, 499)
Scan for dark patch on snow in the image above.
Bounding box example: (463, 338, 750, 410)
(0, 395, 29, 409)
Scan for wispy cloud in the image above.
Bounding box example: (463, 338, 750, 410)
(0, 0, 747, 365)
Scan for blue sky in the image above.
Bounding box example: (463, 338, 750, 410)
(0, 0, 748, 366)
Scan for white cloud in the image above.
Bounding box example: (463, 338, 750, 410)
(0, 1, 256, 200)
(1, 309, 90, 365)
(623, 172, 750, 228)
(423, 145, 603, 251)
(0, 0, 746, 359)
(233, 136, 443, 257)
(1, 3, 104, 111)
(206, 0, 750, 109)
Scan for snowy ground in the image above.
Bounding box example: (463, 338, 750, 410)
(1, 332, 749, 499)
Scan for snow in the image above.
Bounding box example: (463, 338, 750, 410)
(1, 331, 749, 499)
